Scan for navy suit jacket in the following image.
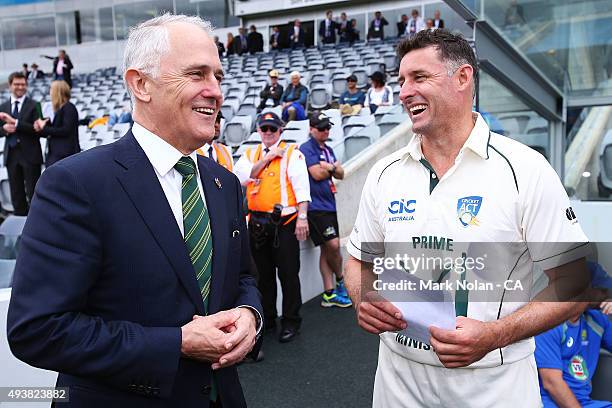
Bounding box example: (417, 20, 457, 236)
(39, 101, 81, 166)
(7, 130, 262, 407)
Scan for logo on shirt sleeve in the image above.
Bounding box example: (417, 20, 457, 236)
(565, 207, 577, 224)
(457, 196, 482, 227)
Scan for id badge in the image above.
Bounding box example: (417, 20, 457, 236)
(375, 26, 380, 31)
(330, 181, 337, 194)
(250, 179, 261, 195)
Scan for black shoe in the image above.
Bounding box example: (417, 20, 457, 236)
(279, 328, 299, 343)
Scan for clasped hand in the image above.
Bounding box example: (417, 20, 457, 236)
(0, 112, 16, 133)
(180, 308, 257, 369)
(33, 118, 49, 132)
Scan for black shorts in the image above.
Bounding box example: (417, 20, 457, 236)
(308, 211, 339, 246)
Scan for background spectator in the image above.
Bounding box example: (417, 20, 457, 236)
(214, 35, 225, 58)
(226, 32, 235, 56)
(433, 10, 445, 29)
(364, 71, 392, 113)
(367, 11, 388, 41)
(300, 112, 350, 309)
(280, 71, 308, 121)
(257, 69, 284, 113)
(43, 50, 74, 87)
(29, 63, 44, 79)
(339, 74, 365, 116)
(505, 0, 525, 27)
(235, 27, 248, 55)
(247, 25, 264, 54)
(22, 63, 30, 79)
(425, 19, 435, 31)
(350, 19, 360, 43)
(319, 10, 337, 45)
(397, 14, 409, 37)
(407, 9, 425, 37)
(0, 71, 43, 215)
(108, 102, 133, 126)
(337, 12, 352, 43)
(535, 262, 612, 408)
(34, 80, 80, 167)
(270, 26, 281, 51)
(290, 19, 305, 49)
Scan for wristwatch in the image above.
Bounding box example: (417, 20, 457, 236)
(298, 213, 307, 220)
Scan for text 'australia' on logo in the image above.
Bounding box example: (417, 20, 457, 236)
(457, 196, 483, 227)
(387, 199, 416, 222)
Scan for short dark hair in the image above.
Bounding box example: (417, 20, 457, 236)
(8, 71, 27, 85)
(397, 29, 478, 94)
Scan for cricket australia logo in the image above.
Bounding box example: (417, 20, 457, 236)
(457, 196, 483, 227)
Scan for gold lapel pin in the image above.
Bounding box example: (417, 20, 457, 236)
(214, 177, 222, 189)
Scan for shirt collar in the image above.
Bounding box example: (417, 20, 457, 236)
(405, 112, 490, 162)
(132, 121, 199, 177)
(261, 138, 282, 150)
(10, 94, 26, 105)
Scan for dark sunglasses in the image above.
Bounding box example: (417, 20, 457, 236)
(260, 125, 279, 133)
(347, 79, 357, 82)
(316, 125, 331, 131)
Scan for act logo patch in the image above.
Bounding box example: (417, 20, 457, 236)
(568, 355, 589, 381)
(457, 196, 482, 227)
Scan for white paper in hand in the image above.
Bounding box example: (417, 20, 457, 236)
(378, 268, 456, 345)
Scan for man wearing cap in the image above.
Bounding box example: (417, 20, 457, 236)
(257, 70, 284, 113)
(280, 71, 308, 122)
(197, 111, 233, 172)
(535, 261, 612, 408)
(300, 112, 350, 308)
(235, 112, 311, 343)
(338, 74, 366, 116)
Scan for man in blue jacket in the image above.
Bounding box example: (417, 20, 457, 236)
(7, 14, 262, 408)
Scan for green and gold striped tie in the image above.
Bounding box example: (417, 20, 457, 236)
(174, 156, 213, 313)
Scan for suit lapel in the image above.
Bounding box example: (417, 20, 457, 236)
(114, 132, 205, 314)
(197, 157, 228, 314)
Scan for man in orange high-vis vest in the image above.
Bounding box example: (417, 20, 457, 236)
(197, 110, 234, 172)
(235, 112, 311, 344)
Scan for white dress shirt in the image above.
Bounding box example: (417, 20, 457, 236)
(132, 122, 206, 237)
(133, 122, 262, 332)
(10, 94, 26, 116)
(202, 142, 217, 161)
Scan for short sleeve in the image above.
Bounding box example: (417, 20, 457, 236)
(347, 165, 384, 263)
(521, 156, 590, 270)
(534, 326, 563, 370)
(234, 152, 254, 185)
(299, 142, 320, 168)
(287, 147, 311, 204)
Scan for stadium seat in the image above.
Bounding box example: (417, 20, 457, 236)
(225, 115, 253, 146)
(378, 112, 408, 136)
(344, 135, 372, 161)
(591, 351, 612, 401)
(309, 85, 332, 110)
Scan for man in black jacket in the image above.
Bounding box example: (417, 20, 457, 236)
(44, 50, 74, 87)
(257, 70, 284, 113)
(367, 11, 388, 41)
(247, 25, 264, 54)
(319, 10, 337, 45)
(0, 72, 43, 215)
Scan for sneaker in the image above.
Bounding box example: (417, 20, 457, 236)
(335, 279, 349, 298)
(321, 291, 352, 308)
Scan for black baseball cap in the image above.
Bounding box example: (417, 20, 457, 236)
(257, 112, 284, 128)
(346, 74, 357, 82)
(309, 111, 334, 129)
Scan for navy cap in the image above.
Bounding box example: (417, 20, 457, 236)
(309, 111, 334, 128)
(257, 111, 284, 128)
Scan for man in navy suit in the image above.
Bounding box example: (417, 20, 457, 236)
(7, 14, 262, 408)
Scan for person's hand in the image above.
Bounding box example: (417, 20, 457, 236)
(180, 309, 241, 363)
(34, 118, 48, 132)
(295, 218, 309, 241)
(2, 123, 16, 134)
(319, 161, 334, 171)
(0, 112, 16, 124)
(601, 300, 612, 315)
(429, 316, 499, 368)
(355, 291, 406, 335)
(266, 146, 285, 160)
(212, 308, 257, 369)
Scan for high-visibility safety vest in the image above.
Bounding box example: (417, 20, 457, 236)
(196, 142, 234, 172)
(244, 141, 298, 213)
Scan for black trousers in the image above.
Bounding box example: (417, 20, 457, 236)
(249, 214, 301, 330)
(6, 147, 41, 216)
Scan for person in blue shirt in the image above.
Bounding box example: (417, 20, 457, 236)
(280, 71, 308, 121)
(339, 74, 366, 116)
(535, 261, 612, 408)
(299, 112, 351, 308)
